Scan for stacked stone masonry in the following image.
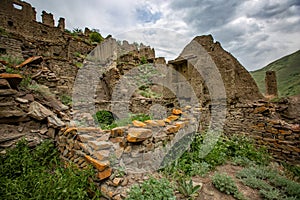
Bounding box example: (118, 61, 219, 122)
(0, 0, 300, 199)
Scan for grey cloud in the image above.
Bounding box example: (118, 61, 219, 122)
(170, 0, 241, 32)
(248, 0, 300, 19)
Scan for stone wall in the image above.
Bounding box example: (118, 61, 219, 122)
(224, 100, 300, 164)
(0, 73, 67, 151)
(57, 107, 198, 199)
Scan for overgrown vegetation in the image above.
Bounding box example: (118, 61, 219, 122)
(0, 139, 101, 199)
(94, 110, 151, 129)
(163, 133, 270, 177)
(236, 165, 300, 200)
(125, 177, 175, 200)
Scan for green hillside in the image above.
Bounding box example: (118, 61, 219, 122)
(251, 50, 300, 97)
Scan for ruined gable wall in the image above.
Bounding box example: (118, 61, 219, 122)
(192, 35, 264, 103)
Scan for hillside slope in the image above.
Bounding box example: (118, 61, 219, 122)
(251, 50, 300, 97)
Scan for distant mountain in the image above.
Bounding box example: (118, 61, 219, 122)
(251, 50, 300, 97)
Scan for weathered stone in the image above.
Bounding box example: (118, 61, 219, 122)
(84, 155, 110, 171)
(23, 94, 34, 102)
(77, 134, 95, 143)
(153, 131, 168, 142)
(0, 73, 22, 89)
(124, 146, 132, 153)
(172, 108, 182, 115)
(279, 129, 292, 135)
(28, 101, 53, 120)
(165, 125, 180, 134)
(167, 115, 179, 121)
(0, 89, 17, 96)
(47, 127, 56, 138)
(291, 124, 300, 132)
(112, 177, 123, 186)
(175, 121, 187, 129)
(109, 137, 125, 144)
(97, 167, 112, 180)
(100, 183, 114, 199)
(111, 126, 127, 137)
(78, 143, 92, 155)
(15, 97, 29, 103)
(47, 114, 65, 128)
(164, 118, 171, 124)
(94, 150, 110, 161)
(144, 120, 165, 127)
(15, 56, 43, 69)
(254, 106, 268, 114)
(88, 140, 112, 151)
(0, 109, 25, 118)
(98, 133, 110, 141)
(127, 128, 152, 142)
(132, 120, 147, 127)
(0, 79, 10, 89)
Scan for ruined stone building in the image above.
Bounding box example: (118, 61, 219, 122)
(0, 1, 299, 198)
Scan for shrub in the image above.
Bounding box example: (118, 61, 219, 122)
(212, 173, 246, 200)
(140, 56, 148, 64)
(126, 177, 175, 200)
(212, 173, 238, 195)
(94, 110, 115, 128)
(89, 31, 103, 43)
(0, 139, 101, 199)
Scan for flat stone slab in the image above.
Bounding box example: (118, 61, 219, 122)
(127, 128, 152, 142)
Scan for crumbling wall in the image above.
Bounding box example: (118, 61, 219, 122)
(0, 0, 36, 22)
(169, 35, 263, 105)
(224, 100, 300, 164)
(265, 71, 278, 97)
(42, 11, 54, 27)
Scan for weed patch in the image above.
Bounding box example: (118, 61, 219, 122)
(0, 139, 101, 199)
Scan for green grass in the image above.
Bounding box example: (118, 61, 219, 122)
(251, 50, 300, 97)
(0, 139, 101, 200)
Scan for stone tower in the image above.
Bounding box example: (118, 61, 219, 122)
(265, 70, 278, 97)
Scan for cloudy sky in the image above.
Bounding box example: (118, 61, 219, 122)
(26, 0, 300, 71)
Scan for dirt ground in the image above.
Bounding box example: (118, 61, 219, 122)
(176, 163, 262, 200)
